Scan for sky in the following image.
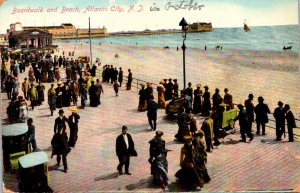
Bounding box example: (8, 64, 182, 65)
(0, 0, 298, 33)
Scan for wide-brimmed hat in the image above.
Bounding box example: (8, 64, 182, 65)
(219, 103, 228, 107)
(183, 135, 193, 141)
(69, 107, 78, 113)
(57, 81, 62, 85)
(160, 80, 165, 84)
(194, 130, 204, 137)
(196, 84, 201, 88)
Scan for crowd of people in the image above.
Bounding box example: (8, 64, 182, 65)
(134, 78, 297, 189)
(1, 46, 298, 192)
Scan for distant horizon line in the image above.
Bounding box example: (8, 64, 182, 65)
(1, 23, 298, 35)
(110, 23, 298, 33)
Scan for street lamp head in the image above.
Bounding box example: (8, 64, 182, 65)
(179, 17, 188, 31)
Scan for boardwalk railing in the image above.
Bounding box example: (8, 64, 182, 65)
(96, 68, 159, 94)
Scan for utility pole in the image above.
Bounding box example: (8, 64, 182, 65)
(89, 17, 93, 66)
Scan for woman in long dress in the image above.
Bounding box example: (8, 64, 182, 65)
(175, 135, 205, 190)
(54, 67, 60, 82)
(193, 84, 203, 114)
(68, 108, 80, 147)
(88, 81, 99, 107)
(36, 82, 45, 105)
(202, 86, 211, 116)
(157, 81, 166, 109)
(28, 67, 35, 83)
(19, 99, 29, 122)
(138, 83, 147, 111)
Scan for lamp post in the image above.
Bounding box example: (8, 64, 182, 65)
(179, 17, 188, 90)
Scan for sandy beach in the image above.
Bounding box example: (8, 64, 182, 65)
(56, 41, 300, 117)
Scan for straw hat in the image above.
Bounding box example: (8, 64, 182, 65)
(57, 81, 62, 85)
(196, 84, 201, 88)
(183, 135, 193, 141)
(194, 130, 204, 137)
(69, 107, 78, 113)
(160, 80, 165, 84)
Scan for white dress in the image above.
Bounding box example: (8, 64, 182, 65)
(19, 105, 29, 122)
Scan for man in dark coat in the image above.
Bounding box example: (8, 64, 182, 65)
(89, 81, 99, 107)
(147, 95, 158, 131)
(113, 67, 118, 83)
(96, 79, 104, 105)
(126, 69, 132, 90)
(68, 108, 80, 147)
(234, 104, 253, 142)
(145, 83, 154, 103)
(224, 88, 233, 109)
(254, 96, 270, 135)
(244, 94, 255, 132)
(91, 64, 97, 77)
(202, 86, 211, 116)
(109, 65, 115, 84)
(193, 84, 203, 114)
(173, 79, 179, 98)
(54, 109, 68, 133)
(5, 75, 14, 99)
(51, 126, 70, 173)
(284, 104, 296, 142)
(185, 82, 193, 101)
(165, 79, 174, 101)
(212, 88, 223, 110)
(62, 82, 71, 107)
(80, 83, 87, 108)
(48, 84, 56, 116)
(27, 118, 37, 151)
(116, 126, 136, 175)
(118, 67, 123, 87)
(273, 101, 285, 141)
(55, 82, 63, 108)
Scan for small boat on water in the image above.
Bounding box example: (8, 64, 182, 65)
(244, 20, 250, 32)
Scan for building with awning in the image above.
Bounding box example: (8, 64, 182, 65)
(8, 29, 52, 48)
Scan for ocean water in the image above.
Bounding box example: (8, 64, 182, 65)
(55, 25, 299, 52)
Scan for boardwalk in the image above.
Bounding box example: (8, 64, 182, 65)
(2, 62, 300, 193)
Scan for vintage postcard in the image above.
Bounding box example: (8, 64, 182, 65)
(1, 0, 300, 192)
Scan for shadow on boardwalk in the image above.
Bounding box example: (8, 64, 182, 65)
(94, 172, 119, 181)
